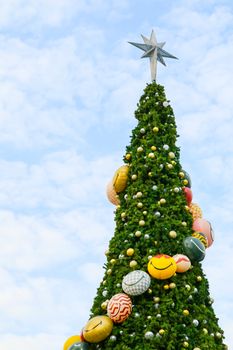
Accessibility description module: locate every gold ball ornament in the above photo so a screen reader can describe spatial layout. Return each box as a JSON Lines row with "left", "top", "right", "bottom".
{"left": 125, "top": 153, "right": 131, "bottom": 160}
{"left": 183, "top": 309, "right": 190, "bottom": 316}
{"left": 164, "top": 284, "right": 170, "bottom": 290}
{"left": 189, "top": 203, "right": 203, "bottom": 221}
{"left": 135, "top": 230, "right": 142, "bottom": 237}
{"left": 160, "top": 198, "right": 166, "bottom": 204}
{"left": 183, "top": 341, "right": 189, "bottom": 348}
{"left": 106, "top": 181, "right": 120, "bottom": 206}
{"left": 110, "top": 259, "right": 116, "bottom": 264}
{"left": 147, "top": 288, "right": 152, "bottom": 294}
{"left": 203, "top": 328, "right": 208, "bottom": 335}
{"left": 153, "top": 126, "right": 159, "bottom": 133}
{"left": 151, "top": 146, "right": 157, "bottom": 151}
{"left": 168, "top": 152, "right": 175, "bottom": 159}
{"left": 107, "top": 269, "right": 112, "bottom": 275}
{"left": 153, "top": 297, "right": 160, "bottom": 303}
{"left": 139, "top": 220, "right": 145, "bottom": 226}
{"left": 159, "top": 329, "right": 165, "bottom": 335}
{"left": 63, "top": 335, "right": 81, "bottom": 350}
{"left": 129, "top": 260, "right": 137, "bottom": 268}
{"left": 183, "top": 179, "right": 189, "bottom": 185}
{"left": 83, "top": 316, "right": 113, "bottom": 343}
{"left": 136, "top": 191, "right": 143, "bottom": 198}
{"left": 167, "top": 163, "right": 173, "bottom": 169}
{"left": 131, "top": 174, "right": 137, "bottom": 180}
{"left": 112, "top": 165, "right": 129, "bottom": 193}
{"left": 148, "top": 152, "right": 155, "bottom": 158}
{"left": 169, "top": 230, "right": 177, "bottom": 238}
{"left": 105, "top": 249, "right": 110, "bottom": 256}
{"left": 101, "top": 301, "right": 108, "bottom": 310}
{"left": 197, "top": 276, "right": 202, "bottom": 282}
{"left": 121, "top": 212, "right": 126, "bottom": 218}
{"left": 169, "top": 282, "right": 176, "bottom": 289}
{"left": 127, "top": 248, "right": 135, "bottom": 256}
{"left": 179, "top": 171, "right": 185, "bottom": 178}
{"left": 137, "top": 202, "right": 143, "bottom": 208}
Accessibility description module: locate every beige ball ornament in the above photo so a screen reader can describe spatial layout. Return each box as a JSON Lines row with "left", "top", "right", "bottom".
{"left": 106, "top": 182, "right": 120, "bottom": 206}
{"left": 112, "top": 165, "right": 129, "bottom": 193}
{"left": 173, "top": 254, "right": 191, "bottom": 273}
{"left": 82, "top": 315, "right": 113, "bottom": 343}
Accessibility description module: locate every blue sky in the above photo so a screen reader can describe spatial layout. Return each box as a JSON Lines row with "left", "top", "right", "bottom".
{"left": 0, "top": 0, "right": 233, "bottom": 349}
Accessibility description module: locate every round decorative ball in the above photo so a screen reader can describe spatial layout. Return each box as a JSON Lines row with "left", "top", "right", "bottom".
{"left": 131, "top": 174, "right": 137, "bottom": 180}
{"left": 106, "top": 182, "right": 120, "bottom": 206}
{"left": 129, "top": 260, "right": 137, "bottom": 268}
{"left": 193, "top": 319, "right": 199, "bottom": 327}
{"left": 69, "top": 342, "right": 90, "bottom": 350}
{"left": 63, "top": 335, "right": 82, "bottom": 350}
{"left": 135, "top": 230, "right": 142, "bottom": 237}
{"left": 112, "top": 165, "right": 129, "bottom": 193}
{"left": 160, "top": 198, "right": 166, "bottom": 204}
{"left": 145, "top": 331, "right": 154, "bottom": 339}
{"left": 110, "top": 335, "right": 117, "bottom": 341}
{"left": 163, "top": 144, "right": 169, "bottom": 150}
{"left": 183, "top": 309, "right": 190, "bottom": 316}
{"left": 139, "top": 220, "right": 145, "bottom": 226}
{"left": 183, "top": 170, "right": 192, "bottom": 188}
{"left": 137, "top": 146, "right": 144, "bottom": 153}
{"left": 125, "top": 153, "right": 131, "bottom": 160}
{"left": 192, "top": 219, "right": 214, "bottom": 247}
{"left": 192, "top": 231, "right": 207, "bottom": 248}
{"left": 148, "top": 254, "right": 177, "bottom": 280}
{"left": 169, "top": 230, "right": 177, "bottom": 238}
{"left": 183, "top": 237, "right": 205, "bottom": 262}
{"left": 122, "top": 270, "right": 151, "bottom": 296}
{"left": 140, "top": 128, "right": 145, "bottom": 134}
{"left": 148, "top": 152, "right": 155, "bottom": 158}
{"left": 82, "top": 316, "right": 113, "bottom": 343}
{"left": 163, "top": 101, "right": 169, "bottom": 107}
{"left": 183, "top": 187, "right": 193, "bottom": 205}
{"left": 153, "top": 126, "right": 159, "bottom": 133}
{"left": 126, "top": 248, "right": 135, "bottom": 256}
{"left": 168, "top": 152, "right": 175, "bottom": 159}
{"left": 107, "top": 293, "right": 132, "bottom": 323}
{"left": 173, "top": 254, "right": 191, "bottom": 273}
{"left": 189, "top": 203, "right": 203, "bottom": 221}
{"left": 151, "top": 145, "right": 157, "bottom": 151}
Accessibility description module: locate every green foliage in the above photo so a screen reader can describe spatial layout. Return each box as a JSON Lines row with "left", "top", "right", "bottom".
{"left": 89, "top": 82, "right": 226, "bottom": 349}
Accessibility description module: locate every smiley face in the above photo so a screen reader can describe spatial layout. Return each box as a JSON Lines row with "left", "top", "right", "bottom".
{"left": 148, "top": 254, "right": 177, "bottom": 279}
{"left": 82, "top": 315, "right": 113, "bottom": 343}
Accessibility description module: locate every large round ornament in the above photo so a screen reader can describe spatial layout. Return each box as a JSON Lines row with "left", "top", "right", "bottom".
{"left": 189, "top": 203, "right": 203, "bottom": 221}
{"left": 148, "top": 254, "right": 177, "bottom": 280}
{"left": 193, "top": 218, "right": 214, "bottom": 247}
{"left": 82, "top": 316, "right": 113, "bottom": 343}
{"left": 106, "top": 181, "right": 120, "bottom": 205}
{"left": 192, "top": 231, "right": 207, "bottom": 248}
{"left": 183, "top": 236, "right": 206, "bottom": 262}
{"left": 183, "top": 187, "right": 193, "bottom": 205}
{"left": 173, "top": 254, "right": 191, "bottom": 273}
{"left": 69, "top": 342, "right": 90, "bottom": 350}
{"left": 112, "top": 165, "right": 129, "bottom": 193}
{"left": 63, "top": 335, "right": 82, "bottom": 350}
{"left": 107, "top": 293, "right": 132, "bottom": 323}
{"left": 122, "top": 270, "right": 151, "bottom": 296}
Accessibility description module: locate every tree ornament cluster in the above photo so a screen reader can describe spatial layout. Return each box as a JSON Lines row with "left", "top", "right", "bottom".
{"left": 63, "top": 82, "right": 226, "bottom": 350}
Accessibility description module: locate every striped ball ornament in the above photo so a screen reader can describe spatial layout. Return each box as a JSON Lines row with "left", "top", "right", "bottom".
{"left": 183, "top": 236, "right": 205, "bottom": 262}
{"left": 192, "top": 231, "right": 207, "bottom": 248}
{"left": 107, "top": 293, "right": 132, "bottom": 323}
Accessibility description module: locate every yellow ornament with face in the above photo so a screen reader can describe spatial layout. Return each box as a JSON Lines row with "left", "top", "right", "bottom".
{"left": 112, "top": 165, "right": 129, "bottom": 193}
{"left": 82, "top": 315, "right": 113, "bottom": 343}
{"left": 63, "top": 335, "right": 81, "bottom": 350}
{"left": 148, "top": 254, "right": 177, "bottom": 280}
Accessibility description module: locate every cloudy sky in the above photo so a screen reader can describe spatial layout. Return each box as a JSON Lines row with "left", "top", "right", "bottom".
{"left": 0, "top": 0, "right": 232, "bottom": 349}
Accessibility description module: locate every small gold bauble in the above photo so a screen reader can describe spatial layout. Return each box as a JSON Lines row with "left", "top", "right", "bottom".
{"left": 116, "top": 204, "right": 121, "bottom": 209}
{"left": 103, "top": 280, "right": 107, "bottom": 285}
{"left": 203, "top": 328, "right": 208, "bottom": 335}
{"left": 121, "top": 212, "right": 126, "bottom": 218}
{"left": 183, "top": 179, "right": 189, "bottom": 185}
{"left": 185, "top": 205, "right": 190, "bottom": 211}
{"left": 197, "top": 276, "right": 202, "bottom": 282}
{"left": 129, "top": 260, "right": 137, "bottom": 268}
{"left": 169, "top": 283, "right": 176, "bottom": 289}
{"left": 135, "top": 230, "right": 142, "bottom": 237}
{"left": 127, "top": 248, "right": 135, "bottom": 256}
{"left": 148, "top": 172, "right": 153, "bottom": 177}
{"left": 153, "top": 297, "right": 160, "bottom": 303}
{"left": 151, "top": 146, "right": 157, "bottom": 151}
{"left": 183, "top": 309, "right": 190, "bottom": 316}
{"left": 167, "top": 163, "right": 173, "bottom": 169}
{"left": 101, "top": 301, "right": 108, "bottom": 310}
{"left": 171, "top": 160, "right": 176, "bottom": 165}
{"left": 125, "top": 153, "right": 131, "bottom": 160}
{"left": 168, "top": 152, "right": 175, "bottom": 159}
{"left": 132, "top": 174, "right": 137, "bottom": 180}
{"left": 160, "top": 198, "right": 166, "bottom": 204}
{"left": 147, "top": 288, "right": 152, "bottom": 294}
{"left": 153, "top": 126, "right": 159, "bottom": 133}
{"left": 182, "top": 221, "right": 187, "bottom": 226}
{"left": 169, "top": 230, "right": 177, "bottom": 238}
{"left": 139, "top": 220, "right": 145, "bottom": 226}
{"left": 183, "top": 341, "right": 189, "bottom": 348}
{"left": 107, "top": 269, "right": 112, "bottom": 275}
{"left": 143, "top": 210, "right": 147, "bottom": 215}
{"left": 105, "top": 249, "right": 109, "bottom": 256}
{"left": 159, "top": 329, "right": 165, "bottom": 335}
{"left": 148, "top": 152, "right": 155, "bottom": 158}
{"left": 136, "top": 191, "right": 143, "bottom": 198}
{"left": 110, "top": 259, "right": 116, "bottom": 264}
{"left": 179, "top": 171, "right": 185, "bottom": 178}
{"left": 137, "top": 202, "right": 143, "bottom": 208}
{"left": 137, "top": 146, "right": 144, "bottom": 153}
{"left": 164, "top": 284, "right": 170, "bottom": 290}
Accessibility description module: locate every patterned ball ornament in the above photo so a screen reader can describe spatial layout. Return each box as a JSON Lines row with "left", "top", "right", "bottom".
{"left": 107, "top": 293, "right": 132, "bottom": 323}
{"left": 192, "top": 231, "right": 208, "bottom": 248}
{"left": 189, "top": 203, "right": 203, "bottom": 221}
{"left": 82, "top": 316, "right": 113, "bottom": 343}
{"left": 69, "top": 343, "right": 90, "bottom": 350}
{"left": 122, "top": 270, "right": 151, "bottom": 296}
{"left": 183, "top": 237, "right": 205, "bottom": 262}
{"left": 106, "top": 182, "right": 120, "bottom": 206}
{"left": 112, "top": 165, "right": 129, "bottom": 193}
{"left": 193, "top": 218, "right": 214, "bottom": 247}
{"left": 173, "top": 254, "right": 191, "bottom": 273}
{"left": 148, "top": 254, "right": 177, "bottom": 280}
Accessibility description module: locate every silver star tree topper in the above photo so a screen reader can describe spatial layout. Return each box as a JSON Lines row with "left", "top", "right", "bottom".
{"left": 129, "top": 30, "right": 178, "bottom": 81}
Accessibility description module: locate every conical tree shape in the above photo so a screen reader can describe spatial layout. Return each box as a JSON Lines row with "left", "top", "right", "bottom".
{"left": 84, "top": 82, "right": 226, "bottom": 350}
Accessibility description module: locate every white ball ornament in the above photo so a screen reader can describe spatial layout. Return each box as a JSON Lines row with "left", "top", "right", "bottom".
{"left": 129, "top": 260, "right": 138, "bottom": 268}
{"left": 193, "top": 319, "right": 199, "bottom": 327}
{"left": 110, "top": 335, "right": 117, "bottom": 341}
{"left": 122, "top": 270, "right": 151, "bottom": 296}
{"left": 102, "top": 290, "right": 108, "bottom": 297}
{"left": 163, "top": 101, "right": 169, "bottom": 107}
{"left": 169, "top": 152, "right": 175, "bottom": 159}
{"left": 145, "top": 331, "right": 154, "bottom": 339}
{"left": 137, "top": 146, "right": 144, "bottom": 153}
{"left": 144, "top": 234, "right": 150, "bottom": 239}
{"left": 152, "top": 185, "right": 158, "bottom": 190}
{"left": 163, "top": 144, "right": 169, "bottom": 150}
{"left": 140, "top": 128, "right": 145, "bottom": 134}
{"left": 154, "top": 211, "right": 161, "bottom": 217}
{"left": 174, "top": 187, "right": 180, "bottom": 193}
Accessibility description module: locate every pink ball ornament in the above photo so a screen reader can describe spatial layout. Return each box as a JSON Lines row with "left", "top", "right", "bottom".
{"left": 173, "top": 254, "right": 191, "bottom": 273}
{"left": 107, "top": 293, "right": 132, "bottom": 323}
{"left": 182, "top": 187, "right": 193, "bottom": 205}
{"left": 192, "top": 218, "right": 214, "bottom": 247}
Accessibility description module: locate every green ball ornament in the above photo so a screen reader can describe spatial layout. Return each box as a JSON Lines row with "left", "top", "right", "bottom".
{"left": 69, "top": 343, "right": 90, "bottom": 350}
{"left": 183, "top": 237, "right": 205, "bottom": 262}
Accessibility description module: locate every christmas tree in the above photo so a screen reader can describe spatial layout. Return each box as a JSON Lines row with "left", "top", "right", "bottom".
{"left": 63, "top": 30, "right": 227, "bottom": 350}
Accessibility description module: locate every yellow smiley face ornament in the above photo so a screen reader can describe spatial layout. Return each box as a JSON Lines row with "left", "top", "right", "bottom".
{"left": 82, "top": 315, "right": 113, "bottom": 343}
{"left": 148, "top": 254, "right": 177, "bottom": 280}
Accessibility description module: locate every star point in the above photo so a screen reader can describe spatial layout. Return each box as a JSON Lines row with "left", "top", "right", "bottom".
{"left": 129, "top": 30, "right": 178, "bottom": 81}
